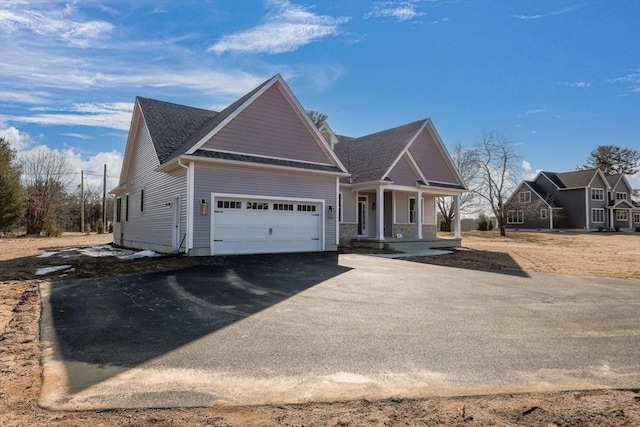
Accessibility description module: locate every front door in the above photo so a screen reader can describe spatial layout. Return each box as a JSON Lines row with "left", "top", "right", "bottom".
{"left": 358, "top": 195, "right": 368, "bottom": 236}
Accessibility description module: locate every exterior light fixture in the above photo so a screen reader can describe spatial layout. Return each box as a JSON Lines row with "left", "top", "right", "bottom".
{"left": 200, "top": 199, "right": 208, "bottom": 216}
{"left": 328, "top": 205, "right": 335, "bottom": 219}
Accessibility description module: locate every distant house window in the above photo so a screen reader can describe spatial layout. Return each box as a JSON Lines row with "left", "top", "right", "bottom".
{"left": 116, "top": 197, "right": 122, "bottom": 222}
{"left": 519, "top": 191, "right": 531, "bottom": 203}
{"left": 591, "top": 208, "right": 604, "bottom": 223}
{"left": 409, "top": 197, "right": 416, "bottom": 223}
{"left": 540, "top": 209, "right": 547, "bottom": 219}
{"left": 140, "top": 189, "right": 144, "bottom": 212}
{"left": 125, "top": 194, "right": 129, "bottom": 221}
{"left": 616, "top": 210, "right": 628, "bottom": 221}
{"left": 338, "top": 192, "right": 343, "bottom": 222}
{"left": 616, "top": 192, "right": 627, "bottom": 200}
{"left": 591, "top": 188, "right": 604, "bottom": 201}
{"left": 507, "top": 210, "right": 524, "bottom": 224}
{"left": 634, "top": 213, "right": 640, "bottom": 223}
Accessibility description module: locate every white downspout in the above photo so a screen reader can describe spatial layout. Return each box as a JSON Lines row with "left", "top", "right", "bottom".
{"left": 177, "top": 159, "right": 192, "bottom": 253}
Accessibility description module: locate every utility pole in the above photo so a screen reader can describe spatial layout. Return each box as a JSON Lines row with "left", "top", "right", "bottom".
{"left": 102, "top": 164, "right": 107, "bottom": 233}
{"left": 80, "top": 170, "right": 85, "bottom": 234}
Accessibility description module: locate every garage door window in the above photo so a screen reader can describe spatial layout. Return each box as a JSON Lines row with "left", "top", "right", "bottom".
{"left": 217, "top": 200, "right": 241, "bottom": 209}
{"left": 274, "top": 203, "right": 294, "bottom": 211}
{"left": 298, "top": 204, "right": 316, "bottom": 212}
{"left": 247, "top": 202, "right": 269, "bottom": 210}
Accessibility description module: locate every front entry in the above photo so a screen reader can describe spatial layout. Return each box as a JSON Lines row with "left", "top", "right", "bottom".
{"left": 358, "top": 195, "right": 368, "bottom": 236}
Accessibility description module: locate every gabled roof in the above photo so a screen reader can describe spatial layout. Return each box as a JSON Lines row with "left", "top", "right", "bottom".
{"left": 525, "top": 181, "right": 560, "bottom": 207}
{"left": 137, "top": 97, "right": 217, "bottom": 164}
{"left": 333, "top": 120, "right": 425, "bottom": 184}
{"left": 609, "top": 199, "right": 635, "bottom": 209}
{"left": 540, "top": 168, "right": 609, "bottom": 190}
{"left": 606, "top": 173, "right": 623, "bottom": 188}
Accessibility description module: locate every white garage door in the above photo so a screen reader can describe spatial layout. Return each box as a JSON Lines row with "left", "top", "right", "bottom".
{"left": 212, "top": 197, "right": 322, "bottom": 255}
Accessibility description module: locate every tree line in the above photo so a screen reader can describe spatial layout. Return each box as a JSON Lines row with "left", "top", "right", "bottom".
{"left": 0, "top": 136, "right": 113, "bottom": 236}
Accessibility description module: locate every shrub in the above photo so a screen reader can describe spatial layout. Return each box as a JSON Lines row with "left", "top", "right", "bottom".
{"left": 598, "top": 226, "right": 604, "bottom": 232}
{"left": 96, "top": 219, "right": 104, "bottom": 234}
{"left": 477, "top": 214, "right": 489, "bottom": 231}
{"left": 488, "top": 218, "right": 494, "bottom": 230}
{"left": 635, "top": 226, "right": 640, "bottom": 232}
{"left": 108, "top": 222, "right": 114, "bottom": 233}
{"left": 45, "top": 222, "right": 64, "bottom": 237}
{"left": 614, "top": 225, "right": 620, "bottom": 232}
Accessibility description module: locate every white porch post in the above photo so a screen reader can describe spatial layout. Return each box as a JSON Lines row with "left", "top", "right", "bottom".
{"left": 376, "top": 186, "right": 384, "bottom": 240}
{"left": 549, "top": 208, "right": 554, "bottom": 230}
{"left": 454, "top": 195, "right": 461, "bottom": 239}
{"left": 609, "top": 209, "right": 614, "bottom": 231}
{"left": 416, "top": 191, "right": 423, "bottom": 239}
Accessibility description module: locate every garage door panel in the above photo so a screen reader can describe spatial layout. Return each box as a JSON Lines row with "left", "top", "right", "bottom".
{"left": 212, "top": 197, "right": 322, "bottom": 255}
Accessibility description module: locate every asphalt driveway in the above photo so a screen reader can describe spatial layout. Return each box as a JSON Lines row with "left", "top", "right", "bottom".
{"left": 39, "top": 253, "right": 640, "bottom": 410}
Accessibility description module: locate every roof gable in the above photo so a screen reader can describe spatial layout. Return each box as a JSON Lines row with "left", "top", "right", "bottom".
{"left": 200, "top": 83, "right": 336, "bottom": 165}
{"left": 137, "top": 97, "right": 217, "bottom": 164}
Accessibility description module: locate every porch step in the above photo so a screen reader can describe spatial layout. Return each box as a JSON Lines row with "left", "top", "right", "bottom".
{"left": 350, "top": 238, "right": 461, "bottom": 251}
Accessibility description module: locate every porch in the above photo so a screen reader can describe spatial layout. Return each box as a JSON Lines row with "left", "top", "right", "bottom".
{"left": 351, "top": 236, "right": 462, "bottom": 251}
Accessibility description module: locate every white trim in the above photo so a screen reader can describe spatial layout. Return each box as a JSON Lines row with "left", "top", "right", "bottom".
{"left": 584, "top": 188, "right": 589, "bottom": 229}
{"left": 519, "top": 190, "right": 532, "bottom": 204}
{"left": 187, "top": 161, "right": 194, "bottom": 250}
{"left": 336, "top": 178, "right": 341, "bottom": 245}
{"left": 523, "top": 182, "right": 552, "bottom": 207}
{"left": 507, "top": 210, "right": 524, "bottom": 224}
{"left": 423, "top": 120, "right": 468, "bottom": 189}
{"left": 117, "top": 100, "right": 143, "bottom": 186}
{"left": 377, "top": 186, "right": 385, "bottom": 240}
{"left": 540, "top": 208, "right": 547, "bottom": 219}
{"left": 416, "top": 192, "right": 423, "bottom": 239}
{"left": 409, "top": 196, "right": 416, "bottom": 224}
{"left": 172, "top": 194, "right": 181, "bottom": 252}
{"left": 392, "top": 191, "right": 397, "bottom": 224}
{"left": 381, "top": 120, "right": 429, "bottom": 180}
{"left": 615, "top": 210, "right": 628, "bottom": 221}
{"left": 197, "top": 147, "right": 335, "bottom": 167}
{"left": 590, "top": 188, "right": 605, "bottom": 201}
{"left": 404, "top": 151, "right": 429, "bottom": 184}
{"left": 210, "top": 192, "right": 325, "bottom": 255}
{"left": 591, "top": 208, "right": 605, "bottom": 224}
{"left": 170, "top": 154, "right": 349, "bottom": 177}
{"left": 357, "top": 194, "right": 368, "bottom": 237}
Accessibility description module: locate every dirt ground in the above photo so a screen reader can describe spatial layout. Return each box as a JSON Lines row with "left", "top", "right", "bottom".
{"left": 0, "top": 232, "right": 638, "bottom": 426}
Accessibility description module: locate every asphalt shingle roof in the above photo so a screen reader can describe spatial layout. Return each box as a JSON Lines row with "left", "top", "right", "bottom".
{"left": 541, "top": 168, "right": 599, "bottom": 189}
{"left": 136, "top": 97, "right": 217, "bottom": 164}
{"left": 525, "top": 181, "right": 560, "bottom": 206}
{"left": 333, "top": 120, "right": 425, "bottom": 184}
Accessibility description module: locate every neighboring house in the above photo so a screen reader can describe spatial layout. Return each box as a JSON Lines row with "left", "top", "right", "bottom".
{"left": 111, "top": 74, "right": 467, "bottom": 255}
{"left": 505, "top": 168, "right": 639, "bottom": 231}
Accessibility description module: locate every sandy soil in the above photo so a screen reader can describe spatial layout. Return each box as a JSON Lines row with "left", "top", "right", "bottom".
{"left": 1, "top": 232, "right": 639, "bottom": 426}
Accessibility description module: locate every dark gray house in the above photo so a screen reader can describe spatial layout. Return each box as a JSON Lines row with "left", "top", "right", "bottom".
{"left": 505, "top": 168, "right": 639, "bottom": 231}
{"left": 111, "top": 74, "right": 467, "bottom": 255}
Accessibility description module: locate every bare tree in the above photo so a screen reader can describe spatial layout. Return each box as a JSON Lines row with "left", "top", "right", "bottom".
{"left": 22, "top": 150, "right": 73, "bottom": 235}
{"left": 471, "top": 131, "right": 522, "bottom": 236}
{"left": 437, "top": 142, "right": 479, "bottom": 231}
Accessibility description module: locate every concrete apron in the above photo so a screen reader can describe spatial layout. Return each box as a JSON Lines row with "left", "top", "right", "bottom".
{"left": 39, "top": 254, "right": 640, "bottom": 410}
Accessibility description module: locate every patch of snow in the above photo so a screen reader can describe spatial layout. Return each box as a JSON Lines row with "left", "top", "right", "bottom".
{"left": 37, "top": 251, "right": 59, "bottom": 258}
{"left": 35, "top": 265, "right": 73, "bottom": 276}
{"left": 78, "top": 248, "right": 127, "bottom": 258}
{"left": 118, "top": 250, "right": 160, "bottom": 260}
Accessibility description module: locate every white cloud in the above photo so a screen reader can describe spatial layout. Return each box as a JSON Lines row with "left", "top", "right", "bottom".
{"left": 562, "top": 81, "right": 591, "bottom": 88}
{"left": 365, "top": 2, "right": 425, "bottom": 21}
{"left": 0, "top": 122, "right": 33, "bottom": 150}
{"left": 608, "top": 71, "right": 640, "bottom": 94}
{"left": 518, "top": 109, "right": 548, "bottom": 118}
{"left": 0, "top": 5, "right": 114, "bottom": 47}
{"left": 4, "top": 102, "right": 134, "bottom": 131}
{"left": 60, "top": 133, "right": 91, "bottom": 140}
{"left": 0, "top": 90, "right": 52, "bottom": 104}
{"left": 208, "top": 0, "right": 348, "bottom": 55}
{"left": 513, "top": 4, "right": 586, "bottom": 20}
{"left": 522, "top": 160, "right": 540, "bottom": 181}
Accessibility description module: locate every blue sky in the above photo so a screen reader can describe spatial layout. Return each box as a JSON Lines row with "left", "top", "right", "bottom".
{"left": 1, "top": 0, "right": 639, "bottom": 191}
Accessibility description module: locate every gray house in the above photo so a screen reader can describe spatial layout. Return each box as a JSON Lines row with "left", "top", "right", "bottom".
{"left": 505, "top": 168, "right": 639, "bottom": 231}
{"left": 111, "top": 75, "right": 466, "bottom": 255}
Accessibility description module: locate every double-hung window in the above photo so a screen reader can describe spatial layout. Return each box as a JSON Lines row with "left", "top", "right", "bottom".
{"left": 591, "top": 208, "right": 604, "bottom": 223}
{"left": 591, "top": 188, "right": 604, "bottom": 201}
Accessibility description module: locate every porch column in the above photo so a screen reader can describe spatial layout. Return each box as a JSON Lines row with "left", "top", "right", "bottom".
{"left": 376, "top": 186, "right": 384, "bottom": 240}
{"left": 454, "top": 195, "right": 461, "bottom": 239}
{"left": 416, "top": 191, "right": 423, "bottom": 239}
{"left": 609, "top": 209, "right": 614, "bottom": 231}
{"left": 549, "top": 208, "right": 554, "bottom": 230}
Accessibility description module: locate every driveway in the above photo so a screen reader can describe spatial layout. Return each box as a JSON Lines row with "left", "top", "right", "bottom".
{"left": 39, "top": 253, "right": 640, "bottom": 410}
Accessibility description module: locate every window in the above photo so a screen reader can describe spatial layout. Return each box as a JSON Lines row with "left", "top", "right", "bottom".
{"left": 519, "top": 191, "right": 532, "bottom": 203}
{"left": 273, "top": 203, "right": 293, "bottom": 211}
{"left": 616, "top": 192, "right": 627, "bottom": 200}
{"left": 125, "top": 194, "right": 129, "bottom": 221}
{"left": 116, "top": 197, "right": 122, "bottom": 222}
{"left": 217, "top": 200, "right": 241, "bottom": 209}
{"left": 338, "top": 192, "right": 343, "bottom": 222}
{"left": 591, "top": 208, "right": 604, "bottom": 223}
{"left": 247, "top": 202, "right": 268, "bottom": 210}
{"left": 297, "top": 204, "right": 316, "bottom": 212}
{"left": 140, "top": 189, "right": 144, "bottom": 212}
{"left": 409, "top": 197, "right": 416, "bottom": 223}
{"left": 540, "top": 209, "right": 547, "bottom": 219}
{"left": 507, "top": 210, "right": 524, "bottom": 224}
{"left": 634, "top": 213, "right": 640, "bottom": 224}
{"left": 616, "top": 210, "right": 628, "bottom": 221}
{"left": 591, "top": 188, "right": 604, "bottom": 201}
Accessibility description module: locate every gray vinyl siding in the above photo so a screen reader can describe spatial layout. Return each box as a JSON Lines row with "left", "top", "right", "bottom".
{"left": 395, "top": 192, "right": 412, "bottom": 224}
{"left": 409, "top": 129, "right": 460, "bottom": 185}
{"left": 505, "top": 184, "right": 550, "bottom": 229}
{"left": 587, "top": 174, "right": 608, "bottom": 230}
{"left": 612, "top": 179, "right": 632, "bottom": 201}
{"left": 192, "top": 163, "right": 337, "bottom": 252}
{"left": 116, "top": 120, "right": 187, "bottom": 252}
{"left": 387, "top": 154, "right": 420, "bottom": 186}
{"left": 558, "top": 189, "right": 587, "bottom": 229}
{"left": 340, "top": 187, "right": 357, "bottom": 223}
{"left": 201, "top": 84, "right": 332, "bottom": 165}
